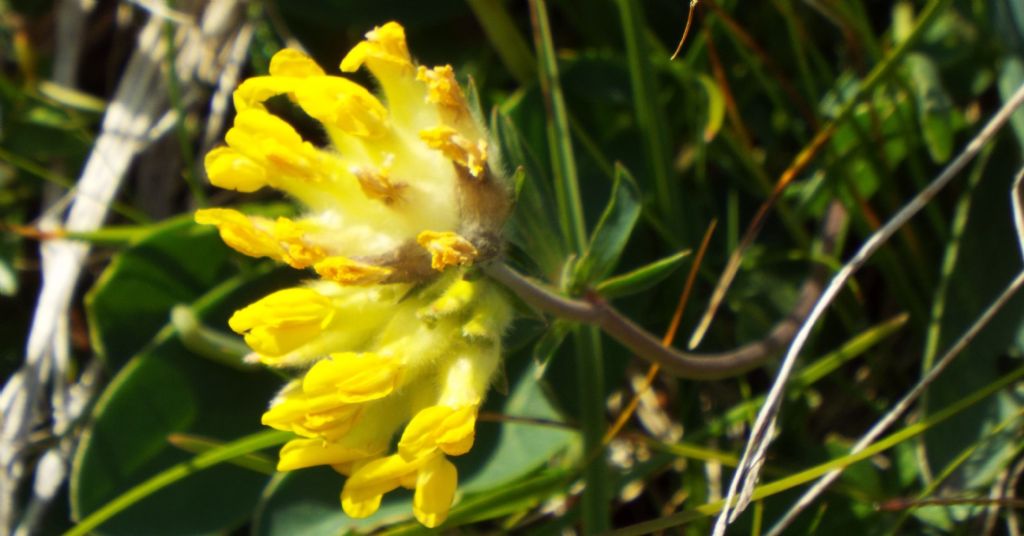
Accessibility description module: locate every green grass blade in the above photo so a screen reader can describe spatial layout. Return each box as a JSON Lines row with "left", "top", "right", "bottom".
{"left": 66, "top": 430, "right": 289, "bottom": 536}
{"left": 529, "top": 0, "right": 586, "bottom": 254}
{"left": 595, "top": 249, "right": 692, "bottom": 299}
{"left": 613, "top": 0, "right": 676, "bottom": 224}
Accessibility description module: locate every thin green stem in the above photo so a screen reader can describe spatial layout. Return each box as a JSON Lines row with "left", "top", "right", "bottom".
{"left": 528, "top": 2, "right": 605, "bottom": 532}
{"left": 921, "top": 145, "right": 993, "bottom": 372}
{"left": 573, "top": 326, "right": 609, "bottom": 533}
{"left": 528, "top": 0, "right": 587, "bottom": 254}
{"left": 66, "top": 430, "right": 289, "bottom": 536}
{"left": 614, "top": 0, "right": 677, "bottom": 226}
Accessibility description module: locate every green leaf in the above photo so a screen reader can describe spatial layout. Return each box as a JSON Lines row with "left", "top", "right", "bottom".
{"left": 84, "top": 216, "right": 233, "bottom": 370}
{"left": 68, "top": 431, "right": 288, "bottom": 536}
{"left": 72, "top": 220, "right": 297, "bottom": 535}
{"left": 697, "top": 74, "right": 726, "bottom": 142}
{"left": 574, "top": 163, "right": 641, "bottom": 288}
{"left": 920, "top": 146, "right": 1024, "bottom": 528}
{"left": 905, "top": 52, "right": 956, "bottom": 163}
{"left": 70, "top": 333, "right": 282, "bottom": 535}
{"left": 595, "top": 249, "right": 691, "bottom": 299}
{"left": 492, "top": 108, "right": 567, "bottom": 278}
{"left": 531, "top": 319, "right": 571, "bottom": 376}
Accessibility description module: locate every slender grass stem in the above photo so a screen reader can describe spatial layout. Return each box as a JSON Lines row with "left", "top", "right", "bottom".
{"left": 529, "top": 2, "right": 606, "bottom": 531}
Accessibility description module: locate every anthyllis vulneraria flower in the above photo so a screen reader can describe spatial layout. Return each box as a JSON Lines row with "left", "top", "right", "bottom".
{"left": 194, "top": 22, "right": 514, "bottom": 527}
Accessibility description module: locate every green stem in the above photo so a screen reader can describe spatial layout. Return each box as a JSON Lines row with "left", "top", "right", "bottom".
{"left": 529, "top": 2, "right": 605, "bottom": 531}
{"left": 573, "top": 326, "right": 609, "bottom": 534}
{"left": 614, "top": 0, "right": 677, "bottom": 226}
{"left": 529, "top": 0, "right": 587, "bottom": 254}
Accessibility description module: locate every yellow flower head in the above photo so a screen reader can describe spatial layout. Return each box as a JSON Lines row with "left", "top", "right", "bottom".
{"left": 196, "top": 21, "right": 515, "bottom": 527}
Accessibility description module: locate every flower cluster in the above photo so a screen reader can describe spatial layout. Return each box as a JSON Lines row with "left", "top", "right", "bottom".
{"left": 195, "top": 22, "right": 513, "bottom": 527}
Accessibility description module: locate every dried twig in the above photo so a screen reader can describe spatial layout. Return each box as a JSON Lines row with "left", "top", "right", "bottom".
{"left": 714, "top": 83, "right": 1024, "bottom": 535}
{"left": 0, "top": 2, "right": 246, "bottom": 532}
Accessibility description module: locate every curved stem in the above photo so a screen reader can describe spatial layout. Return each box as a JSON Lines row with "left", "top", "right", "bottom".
{"left": 486, "top": 201, "right": 846, "bottom": 380}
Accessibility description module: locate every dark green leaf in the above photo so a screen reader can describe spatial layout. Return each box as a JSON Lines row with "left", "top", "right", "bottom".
{"left": 573, "top": 163, "right": 641, "bottom": 288}
{"left": 70, "top": 334, "right": 281, "bottom": 535}
{"left": 531, "top": 319, "right": 571, "bottom": 376}
{"left": 921, "top": 146, "right": 1024, "bottom": 528}
{"left": 595, "top": 249, "right": 691, "bottom": 299}
{"left": 84, "top": 217, "right": 233, "bottom": 370}
{"left": 492, "top": 108, "right": 567, "bottom": 278}
{"left": 72, "top": 220, "right": 296, "bottom": 535}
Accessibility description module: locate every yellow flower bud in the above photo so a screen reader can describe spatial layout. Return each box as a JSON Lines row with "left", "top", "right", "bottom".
{"left": 339, "top": 22, "right": 412, "bottom": 74}
{"left": 194, "top": 208, "right": 279, "bottom": 259}
{"left": 228, "top": 288, "right": 335, "bottom": 357}
{"left": 269, "top": 48, "right": 326, "bottom": 78}
{"left": 398, "top": 404, "right": 478, "bottom": 459}
{"left": 413, "top": 455, "right": 458, "bottom": 528}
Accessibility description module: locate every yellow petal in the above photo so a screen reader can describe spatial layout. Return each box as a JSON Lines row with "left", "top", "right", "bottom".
{"left": 261, "top": 381, "right": 362, "bottom": 440}
{"left": 341, "top": 453, "right": 422, "bottom": 518}
{"left": 232, "top": 76, "right": 296, "bottom": 112}
{"left": 194, "top": 208, "right": 280, "bottom": 260}
{"left": 269, "top": 48, "right": 325, "bottom": 78}
{"left": 272, "top": 217, "right": 328, "bottom": 268}
{"left": 302, "top": 352, "right": 400, "bottom": 403}
{"left": 340, "top": 488, "right": 383, "bottom": 519}
{"left": 292, "top": 77, "right": 389, "bottom": 137}
{"left": 398, "top": 405, "right": 449, "bottom": 459}
{"left": 419, "top": 125, "right": 488, "bottom": 178}
{"left": 226, "top": 110, "right": 322, "bottom": 181}
{"left": 413, "top": 455, "right": 457, "bottom": 528}
{"left": 351, "top": 162, "right": 406, "bottom": 205}
{"left": 416, "top": 231, "right": 478, "bottom": 271}
{"left": 339, "top": 21, "right": 411, "bottom": 73}
{"left": 314, "top": 256, "right": 393, "bottom": 285}
{"left": 398, "top": 405, "right": 478, "bottom": 459}
{"left": 229, "top": 288, "right": 334, "bottom": 332}
{"left": 435, "top": 406, "right": 478, "bottom": 456}
{"left": 277, "top": 438, "right": 374, "bottom": 471}
{"left": 228, "top": 287, "right": 335, "bottom": 356}
{"left": 204, "top": 147, "right": 268, "bottom": 192}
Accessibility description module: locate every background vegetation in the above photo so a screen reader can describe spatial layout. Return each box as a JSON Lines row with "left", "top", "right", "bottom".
{"left": 2, "top": 0, "right": 1024, "bottom": 534}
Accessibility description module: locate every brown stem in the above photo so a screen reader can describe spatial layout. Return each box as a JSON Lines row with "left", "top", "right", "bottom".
{"left": 485, "top": 201, "right": 846, "bottom": 380}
